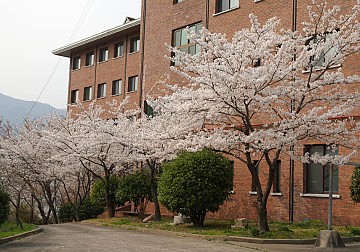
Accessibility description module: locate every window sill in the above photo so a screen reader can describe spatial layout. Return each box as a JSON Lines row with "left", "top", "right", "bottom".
{"left": 71, "top": 68, "right": 80, "bottom": 72}
{"left": 300, "top": 193, "right": 341, "bottom": 199}
{"left": 213, "top": 6, "right": 239, "bottom": 17}
{"left": 254, "top": 0, "right": 263, "bottom": 3}
{"left": 96, "top": 97, "right": 106, "bottom": 100}
{"left": 111, "top": 94, "right": 121, "bottom": 97}
{"left": 113, "top": 55, "right": 124, "bottom": 60}
{"left": 271, "top": 192, "right": 283, "bottom": 196}
{"left": 84, "top": 65, "right": 94, "bottom": 68}
{"left": 248, "top": 191, "right": 257, "bottom": 195}
{"left": 229, "top": 190, "right": 235, "bottom": 194}
{"left": 98, "top": 60, "right": 108, "bottom": 64}
{"left": 129, "top": 51, "right": 139, "bottom": 55}
{"left": 127, "top": 90, "right": 138, "bottom": 94}
{"left": 83, "top": 99, "right": 92, "bottom": 103}
{"left": 302, "top": 64, "right": 341, "bottom": 74}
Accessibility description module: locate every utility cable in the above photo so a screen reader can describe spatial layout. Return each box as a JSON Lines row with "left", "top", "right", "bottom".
{"left": 27, "top": 0, "right": 94, "bottom": 116}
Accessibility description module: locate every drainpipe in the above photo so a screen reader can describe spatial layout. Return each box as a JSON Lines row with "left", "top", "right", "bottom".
{"left": 205, "top": 0, "right": 210, "bottom": 29}
{"left": 289, "top": 0, "right": 297, "bottom": 223}
{"left": 139, "top": 0, "right": 147, "bottom": 110}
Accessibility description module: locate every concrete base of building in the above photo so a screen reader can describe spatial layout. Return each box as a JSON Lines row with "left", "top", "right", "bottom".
{"left": 315, "top": 230, "right": 345, "bottom": 248}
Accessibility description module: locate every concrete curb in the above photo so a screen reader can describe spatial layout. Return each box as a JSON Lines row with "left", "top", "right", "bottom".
{"left": 81, "top": 221, "right": 360, "bottom": 245}
{"left": 0, "top": 227, "right": 42, "bottom": 245}
{"left": 227, "top": 235, "right": 360, "bottom": 245}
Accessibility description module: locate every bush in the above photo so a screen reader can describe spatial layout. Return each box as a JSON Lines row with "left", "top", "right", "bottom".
{"left": 158, "top": 149, "right": 233, "bottom": 227}
{"left": 116, "top": 170, "right": 153, "bottom": 218}
{"left": 90, "top": 176, "right": 123, "bottom": 207}
{"left": 0, "top": 186, "right": 10, "bottom": 227}
{"left": 350, "top": 166, "right": 360, "bottom": 203}
{"left": 58, "top": 197, "right": 103, "bottom": 223}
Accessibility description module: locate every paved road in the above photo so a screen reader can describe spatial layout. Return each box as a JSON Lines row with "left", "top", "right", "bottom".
{"left": 0, "top": 223, "right": 256, "bottom": 252}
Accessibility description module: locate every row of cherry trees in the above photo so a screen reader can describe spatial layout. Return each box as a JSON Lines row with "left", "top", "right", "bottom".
{"left": 0, "top": 0, "right": 359, "bottom": 232}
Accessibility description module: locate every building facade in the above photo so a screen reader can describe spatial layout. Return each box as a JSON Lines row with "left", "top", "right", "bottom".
{"left": 53, "top": 0, "right": 360, "bottom": 225}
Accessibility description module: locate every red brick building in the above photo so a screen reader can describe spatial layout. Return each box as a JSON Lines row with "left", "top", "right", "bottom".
{"left": 53, "top": 0, "right": 360, "bottom": 226}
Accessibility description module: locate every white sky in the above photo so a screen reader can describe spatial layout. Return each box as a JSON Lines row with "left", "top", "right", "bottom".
{"left": 0, "top": 0, "right": 141, "bottom": 109}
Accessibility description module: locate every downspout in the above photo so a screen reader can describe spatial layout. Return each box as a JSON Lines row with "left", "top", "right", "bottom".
{"left": 94, "top": 46, "right": 98, "bottom": 101}
{"left": 124, "top": 35, "right": 129, "bottom": 102}
{"left": 205, "top": 0, "right": 210, "bottom": 29}
{"left": 139, "top": 0, "right": 147, "bottom": 111}
{"left": 289, "top": 0, "right": 297, "bottom": 223}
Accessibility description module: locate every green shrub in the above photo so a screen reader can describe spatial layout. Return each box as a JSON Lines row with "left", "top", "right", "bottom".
{"left": 350, "top": 227, "right": 360, "bottom": 236}
{"left": 158, "top": 149, "right": 233, "bottom": 227}
{"left": 90, "top": 176, "right": 123, "bottom": 207}
{"left": 350, "top": 166, "right": 360, "bottom": 203}
{"left": 116, "top": 170, "right": 152, "bottom": 218}
{"left": 0, "top": 186, "right": 10, "bottom": 227}
{"left": 277, "top": 226, "right": 294, "bottom": 232}
{"left": 58, "top": 198, "right": 103, "bottom": 223}
{"left": 249, "top": 227, "right": 260, "bottom": 237}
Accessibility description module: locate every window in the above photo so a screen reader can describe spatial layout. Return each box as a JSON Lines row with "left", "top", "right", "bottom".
{"left": 173, "top": 0, "right": 184, "bottom": 3}
{"left": 251, "top": 160, "right": 259, "bottom": 192}
{"left": 72, "top": 56, "right": 81, "bottom": 70}
{"left": 304, "top": 145, "right": 339, "bottom": 194}
{"left": 112, "top": 79, "right": 122, "bottom": 95}
{"left": 85, "top": 51, "right": 94, "bottom": 66}
{"left": 114, "top": 42, "right": 124, "bottom": 58}
{"left": 229, "top": 160, "right": 234, "bottom": 193}
{"left": 99, "top": 47, "right": 108, "bottom": 62}
{"left": 173, "top": 23, "right": 202, "bottom": 56}
{"left": 216, "top": 0, "right": 239, "bottom": 14}
{"left": 144, "top": 100, "right": 154, "bottom": 118}
{"left": 83, "top": 86, "right": 92, "bottom": 101}
{"left": 307, "top": 34, "right": 338, "bottom": 69}
{"left": 273, "top": 160, "right": 281, "bottom": 193}
{"left": 130, "top": 36, "right": 140, "bottom": 53}
{"left": 70, "top": 89, "right": 79, "bottom": 104}
{"left": 97, "top": 83, "right": 106, "bottom": 98}
{"left": 128, "top": 76, "right": 138, "bottom": 92}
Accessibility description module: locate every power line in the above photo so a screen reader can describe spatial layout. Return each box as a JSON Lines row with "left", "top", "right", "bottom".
{"left": 27, "top": 0, "right": 94, "bottom": 116}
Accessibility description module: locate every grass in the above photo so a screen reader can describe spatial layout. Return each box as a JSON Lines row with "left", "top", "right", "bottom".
{"left": 0, "top": 221, "right": 38, "bottom": 239}
{"left": 83, "top": 217, "right": 360, "bottom": 240}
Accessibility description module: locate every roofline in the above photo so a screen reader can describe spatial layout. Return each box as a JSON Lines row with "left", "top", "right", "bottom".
{"left": 52, "top": 19, "right": 141, "bottom": 57}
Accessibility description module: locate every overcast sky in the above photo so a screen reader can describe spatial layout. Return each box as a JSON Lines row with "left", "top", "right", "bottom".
{"left": 0, "top": 0, "right": 141, "bottom": 109}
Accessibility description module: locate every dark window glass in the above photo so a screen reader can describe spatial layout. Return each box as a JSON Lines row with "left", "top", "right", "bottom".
{"left": 70, "top": 89, "right": 79, "bottom": 104}
{"left": 85, "top": 51, "right": 94, "bottom": 66}
{"left": 83, "top": 86, "right": 92, "bottom": 101}
{"left": 128, "top": 76, "right": 138, "bottom": 92}
{"left": 305, "top": 145, "right": 339, "bottom": 193}
{"left": 72, "top": 56, "right": 81, "bottom": 70}
{"left": 130, "top": 37, "right": 140, "bottom": 53}
{"left": 273, "top": 160, "right": 281, "bottom": 193}
{"left": 114, "top": 42, "right": 124, "bottom": 58}
{"left": 112, "top": 80, "right": 122, "bottom": 95}
{"left": 216, "top": 0, "right": 239, "bottom": 13}
{"left": 99, "top": 47, "right": 108, "bottom": 62}
{"left": 251, "top": 160, "right": 259, "bottom": 192}
{"left": 97, "top": 83, "right": 106, "bottom": 98}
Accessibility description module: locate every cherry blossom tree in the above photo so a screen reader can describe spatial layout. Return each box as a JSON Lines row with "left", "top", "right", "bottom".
{"left": 157, "top": 0, "right": 360, "bottom": 231}
{"left": 45, "top": 102, "right": 138, "bottom": 218}
{"left": 0, "top": 119, "right": 62, "bottom": 224}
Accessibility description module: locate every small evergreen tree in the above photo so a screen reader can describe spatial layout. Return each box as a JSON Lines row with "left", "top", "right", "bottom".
{"left": 0, "top": 186, "right": 10, "bottom": 227}
{"left": 350, "top": 166, "right": 360, "bottom": 203}
{"left": 116, "top": 170, "right": 153, "bottom": 218}
{"left": 90, "top": 175, "right": 123, "bottom": 212}
{"left": 158, "top": 149, "right": 233, "bottom": 227}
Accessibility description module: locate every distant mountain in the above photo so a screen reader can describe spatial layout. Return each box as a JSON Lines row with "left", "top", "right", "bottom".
{"left": 0, "top": 93, "right": 66, "bottom": 125}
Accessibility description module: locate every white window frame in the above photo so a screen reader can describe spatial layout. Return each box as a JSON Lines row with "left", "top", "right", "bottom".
{"left": 97, "top": 83, "right": 106, "bottom": 98}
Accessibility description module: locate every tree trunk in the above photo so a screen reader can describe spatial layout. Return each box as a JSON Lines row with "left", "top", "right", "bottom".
{"left": 33, "top": 194, "right": 48, "bottom": 224}
{"left": 257, "top": 201, "right": 269, "bottom": 232}
{"left": 148, "top": 160, "right": 161, "bottom": 221}
{"left": 15, "top": 193, "right": 23, "bottom": 229}
{"left": 104, "top": 177, "right": 115, "bottom": 218}
{"left": 191, "top": 210, "right": 206, "bottom": 227}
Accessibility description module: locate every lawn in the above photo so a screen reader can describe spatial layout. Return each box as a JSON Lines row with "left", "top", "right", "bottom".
{"left": 83, "top": 217, "right": 360, "bottom": 239}
{"left": 0, "top": 221, "right": 38, "bottom": 239}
